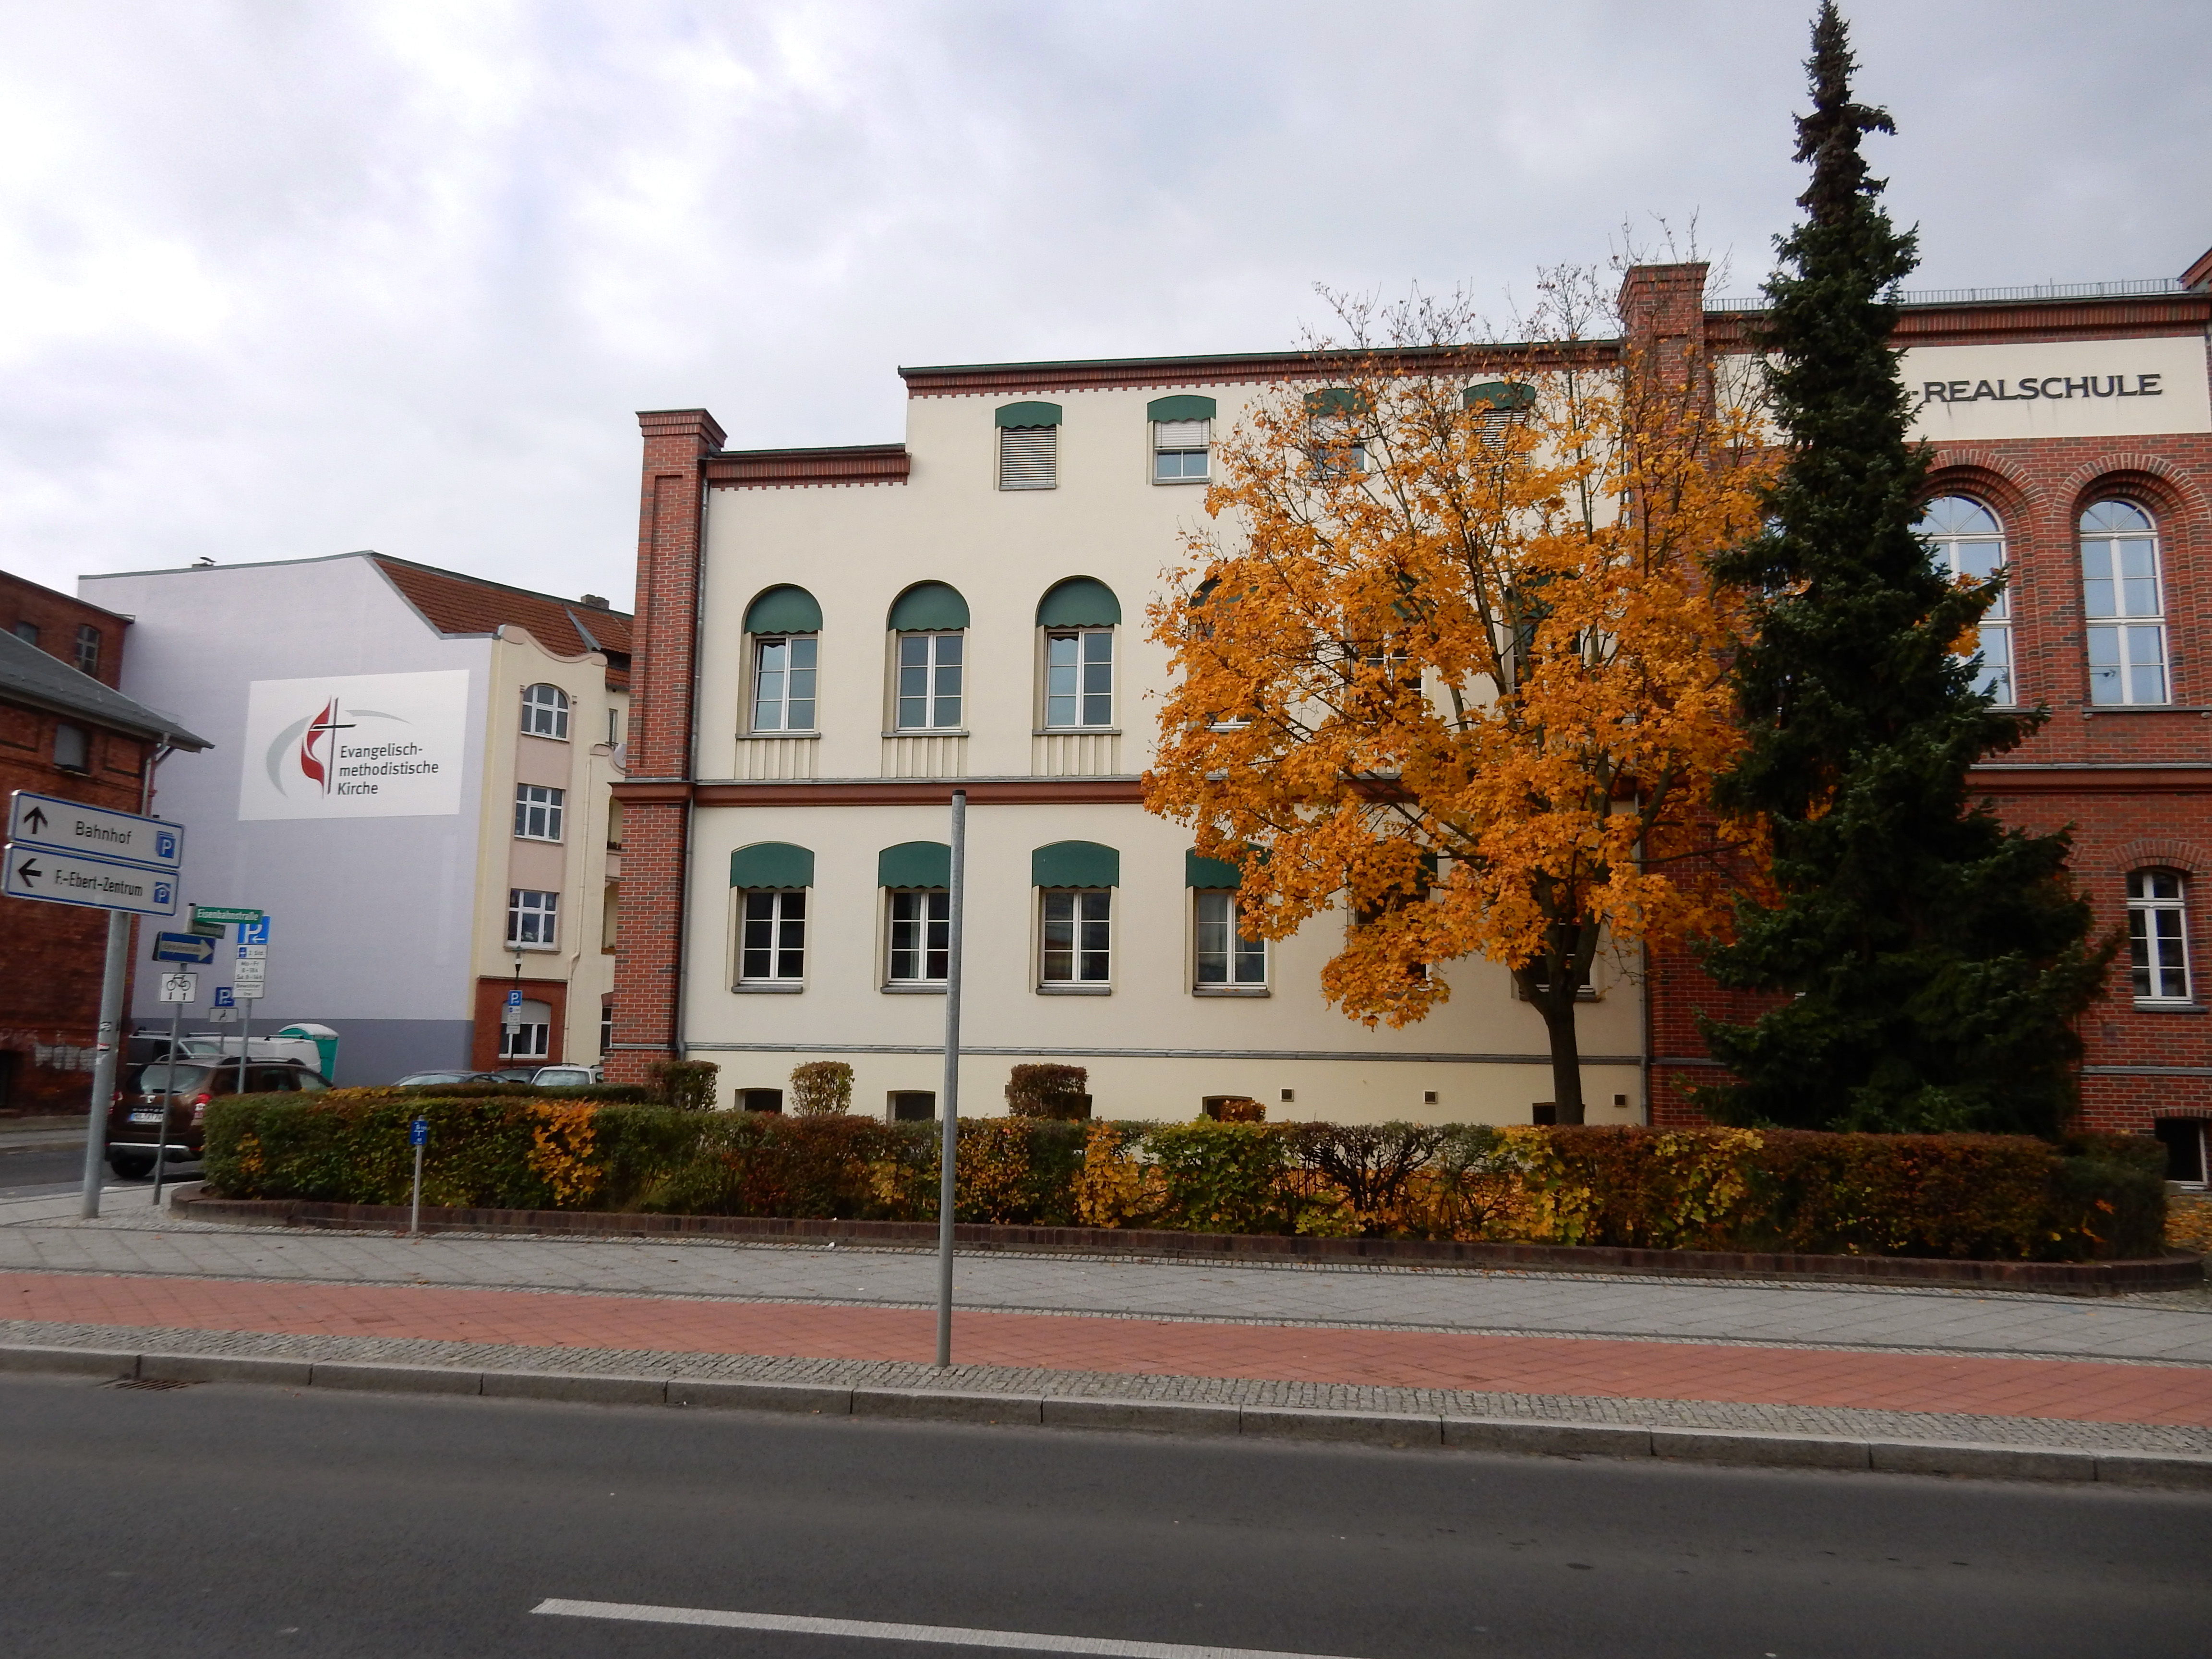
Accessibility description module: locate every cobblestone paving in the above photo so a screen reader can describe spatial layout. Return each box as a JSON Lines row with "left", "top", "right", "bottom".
{"left": 3, "top": 1194, "right": 2208, "bottom": 1366}
{"left": 6, "top": 1315, "right": 2208, "bottom": 1457}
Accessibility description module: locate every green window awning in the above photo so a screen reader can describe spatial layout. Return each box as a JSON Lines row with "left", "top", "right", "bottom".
{"left": 1147, "top": 394, "right": 1217, "bottom": 423}
{"left": 1032, "top": 840, "right": 1119, "bottom": 889}
{"left": 743, "top": 585, "right": 822, "bottom": 635}
{"left": 888, "top": 582, "right": 970, "bottom": 631}
{"left": 1304, "top": 386, "right": 1365, "bottom": 419}
{"left": 1463, "top": 380, "right": 1536, "bottom": 412}
{"left": 1036, "top": 577, "right": 1121, "bottom": 628}
{"left": 730, "top": 842, "right": 814, "bottom": 889}
{"left": 995, "top": 401, "right": 1063, "bottom": 429}
{"left": 1185, "top": 850, "right": 1242, "bottom": 890}
{"left": 878, "top": 841, "right": 950, "bottom": 889}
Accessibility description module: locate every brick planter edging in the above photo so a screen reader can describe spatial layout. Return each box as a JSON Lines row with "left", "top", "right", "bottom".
{"left": 174, "top": 1194, "right": 2203, "bottom": 1295}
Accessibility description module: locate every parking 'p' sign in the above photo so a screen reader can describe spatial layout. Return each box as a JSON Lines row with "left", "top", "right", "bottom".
{"left": 409, "top": 1118, "right": 429, "bottom": 1146}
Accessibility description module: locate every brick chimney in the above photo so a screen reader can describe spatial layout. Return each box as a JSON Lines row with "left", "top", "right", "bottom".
{"left": 1617, "top": 261, "right": 1711, "bottom": 396}
{"left": 606, "top": 407, "right": 725, "bottom": 1084}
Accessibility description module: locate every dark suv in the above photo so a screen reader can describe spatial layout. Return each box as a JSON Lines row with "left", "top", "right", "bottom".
{"left": 107, "top": 1060, "right": 329, "bottom": 1179}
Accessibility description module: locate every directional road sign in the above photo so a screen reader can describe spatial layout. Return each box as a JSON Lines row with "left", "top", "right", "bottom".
{"left": 152, "top": 932, "right": 216, "bottom": 964}
{"left": 158, "top": 973, "right": 197, "bottom": 1004}
{"left": 8, "top": 792, "right": 182, "bottom": 872}
{"left": 410, "top": 1119, "right": 429, "bottom": 1147}
{"left": 3, "top": 846, "right": 177, "bottom": 916}
{"left": 193, "top": 905, "right": 263, "bottom": 928}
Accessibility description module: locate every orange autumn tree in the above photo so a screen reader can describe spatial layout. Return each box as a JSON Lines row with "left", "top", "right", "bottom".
{"left": 1145, "top": 280, "right": 1773, "bottom": 1123}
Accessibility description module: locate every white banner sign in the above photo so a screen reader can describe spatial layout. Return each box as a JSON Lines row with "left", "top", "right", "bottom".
{"left": 239, "top": 670, "right": 469, "bottom": 821}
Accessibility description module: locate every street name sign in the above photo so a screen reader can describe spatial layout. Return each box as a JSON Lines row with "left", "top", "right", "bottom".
{"left": 152, "top": 932, "right": 216, "bottom": 964}
{"left": 8, "top": 792, "right": 181, "bottom": 872}
{"left": 158, "top": 973, "right": 197, "bottom": 1004}
{"left": 3, "top": 846, "right": 177, "bottom": 916}
{"left": 193, "top": 905, "right": 263, "bottom": 928}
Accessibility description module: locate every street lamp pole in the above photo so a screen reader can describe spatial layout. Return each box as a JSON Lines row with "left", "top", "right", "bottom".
{"left": 934, "top": 788, "right": 966, "bottom": 1368}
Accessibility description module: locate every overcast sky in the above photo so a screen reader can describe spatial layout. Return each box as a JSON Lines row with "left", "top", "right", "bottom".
{"left": 2, "top": 0, "right": 2205, "bottom": 611}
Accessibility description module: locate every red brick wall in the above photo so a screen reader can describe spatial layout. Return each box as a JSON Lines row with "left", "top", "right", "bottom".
{"left": 470, "top": 976, "right": 569, "bottom": 1071}
{"left": 0, "top": 700, "right": 155, "bottom": 1115}
{"left": 605, "top": 409, "right": 724, "bottom": 1085}
{"left": 0, "top": 571, "right": 129, "bottom": 689}
{"left": 1648, "top": 304, "right": 2212, "bottom": 1134}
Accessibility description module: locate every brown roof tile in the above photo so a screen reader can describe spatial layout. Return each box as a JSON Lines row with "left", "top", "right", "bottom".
{"left": 371, "top": 556, "right": 631, "bottom": 665}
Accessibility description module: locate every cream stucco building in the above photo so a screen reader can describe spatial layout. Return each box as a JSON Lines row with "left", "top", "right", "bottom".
{"left": 610, "top": 357, "right": 1647, "bottom": 1124}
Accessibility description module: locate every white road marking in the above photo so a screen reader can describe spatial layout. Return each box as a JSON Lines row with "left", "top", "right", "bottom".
{"left": 530, "top": 1599, "right": 1368, "bottom": 1659}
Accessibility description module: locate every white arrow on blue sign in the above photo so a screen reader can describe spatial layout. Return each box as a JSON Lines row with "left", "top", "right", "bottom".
{"left": 409, "top": 1119, "right": 429, "bottom": 1146}
{"left": 152, "top": 932, "right": 216, "bottom": 964}
{"left": 3, "top": 846, "right": 177, "bottom": 916}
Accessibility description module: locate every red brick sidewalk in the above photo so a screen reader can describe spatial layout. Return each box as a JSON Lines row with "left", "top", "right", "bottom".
{"left": 8, "top": 1270, "right": 2211, "bottom": 1426}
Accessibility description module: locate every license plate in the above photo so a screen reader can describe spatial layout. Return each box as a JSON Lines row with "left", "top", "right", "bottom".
{"left": 128, "top": 1111, "right": 165, "bottom": 1124}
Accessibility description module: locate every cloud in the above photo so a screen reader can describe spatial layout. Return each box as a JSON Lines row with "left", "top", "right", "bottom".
{"left": 0, "top": 0, "right": 2203, "bottom": 609}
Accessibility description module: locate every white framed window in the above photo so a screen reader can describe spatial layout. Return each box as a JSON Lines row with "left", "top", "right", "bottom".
{"left": 751, "top": 636, "right": 818, "bottom": 731}
{"left": 507, "top": 889, "right": 558, "bottom": 949}
{"left": 887, "top": 890, "right": 950, "bottom": 984}
{"left": 739, "top": 890, "right": 806, "bottom": 984}
{"left": 1044, "top": 629, "right": 1113, "bottom": 728}
{"left": 608, "top": 707, "right": 624, "bottom": 747}
{"left": 1041, "top": 890, "right": 1111, "bottom": 986}
{"left": 2129, "top": 869, "right": 2192, "bottom": 1003}
{"left": 1916, "top": 495, "right": 2013, "bottom": 704}
{"left": 1194, "top": 891, "right": 1266, "bottom": 989}
{"left": 896, "top": 632, "right": 963, "bottom": 729}
{"left": 514, "top": 783, "right": 565, "bottom": 842}
{"left": 2082, "top": 500, "right": 2168, "bottom": 706}
{"left": 73, "top": 625, "right": 100, "bottom": 676}
{"left": 500, "top": 998, "right": 552, "bottom": 1060}
{"left": 999, "top": 425, "right": 1058, "bottom": 490}
{"left": 522, "top": 683, "right": 570, "bottom": 739}
{"left": 1154, "top": 419, "right": 1211, "bottom": 483}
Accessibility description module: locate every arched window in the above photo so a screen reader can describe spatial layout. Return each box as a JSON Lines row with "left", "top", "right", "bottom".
{"left": 1037, "top": 577, "right": 1120, "bottom": 730}
{"left": 745, "top": 586, "right": 822, "bottom": 733}
{"left": 889, "top": 583, "right": 969, "bottom": 731}
{"left": 730, "top": 842, "right": 813, "bottom": 988}
{"left": 2081, "top": 500, "right": 2168, "bottom": 705}
{"left": 2129, "top": 869, "right": 2191, "bottom": 1003}
{"left": 1915, "top": 496, "right": 2012, "bottom": 704}
{"left": 521, "top": 683, "right": 569, "bottom": 739}
{"left": 1150, "top": 395, "right": 1215, "bottom": 483}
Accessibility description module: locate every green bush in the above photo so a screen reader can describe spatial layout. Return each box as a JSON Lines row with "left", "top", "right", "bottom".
{"left": 202, "top": 1096, "right": 2173, "bottom": 1262}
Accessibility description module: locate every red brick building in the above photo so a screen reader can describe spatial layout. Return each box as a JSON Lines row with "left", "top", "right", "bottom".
{"left": 1648, "top": 248, "right": 2212, "bottom": 1175}
{"left": 0, "top": 572, "right": 209, "bottom": 1115}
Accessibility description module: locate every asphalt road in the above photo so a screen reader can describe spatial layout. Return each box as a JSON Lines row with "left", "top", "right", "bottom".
{"left": 0, "top": 1141, "right": 170, "bottom": 1200}
{"left": 0, "top": 1375, "right": 2206, "bottom": 1659}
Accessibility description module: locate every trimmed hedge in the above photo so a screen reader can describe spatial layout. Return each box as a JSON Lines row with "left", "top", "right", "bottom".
{"left": 203, "top": 1099, "right": 2170, "bottom": 1262}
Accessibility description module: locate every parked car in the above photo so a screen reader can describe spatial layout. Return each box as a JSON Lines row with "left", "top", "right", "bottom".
{"left": 484, "top": 1067, "right": 541, "bottom": 1083}
{"left": 391, "top": 1070, "right": 501, "bottom": 1087}
{"left": 106, "top": 1060, "right": 329, "bottom": 1179}
{"left": 529, "top": 1064, "right": 602, "bottom": 1088}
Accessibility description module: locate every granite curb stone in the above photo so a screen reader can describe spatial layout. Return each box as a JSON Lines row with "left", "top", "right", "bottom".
{"left": 9, "top": 1336, "right": 2212, "bottom": 1489}
{"left": 173, "top": 1194, "right": 2204, "bottom": 1296}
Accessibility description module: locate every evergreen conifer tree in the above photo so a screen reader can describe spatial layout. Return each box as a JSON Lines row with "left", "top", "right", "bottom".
{"left": 1694, "top": 2, "right": 2109, "bottom": 1136}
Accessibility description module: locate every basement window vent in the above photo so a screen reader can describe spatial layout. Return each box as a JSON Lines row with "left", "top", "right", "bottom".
{"left": 998, "top": 425, "right": 1058, "bottom": 491}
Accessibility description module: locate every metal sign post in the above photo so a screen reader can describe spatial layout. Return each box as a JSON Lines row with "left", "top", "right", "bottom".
{"left": 152, "top": 968, "right": 196, "bottom": 1207}
{"left": 934, "top": 788, "right": 967, "bottom": 1369}
{"left": 409, "top": 1118, "right": 429, "bottom": 1235}
{"left": 6, "top": 790, "right": 187, "bottom": 1220}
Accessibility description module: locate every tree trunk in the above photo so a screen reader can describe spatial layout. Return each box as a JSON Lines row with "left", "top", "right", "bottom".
{"left": 1535, "top": 986, "right": 1587, "bottom": 1125}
